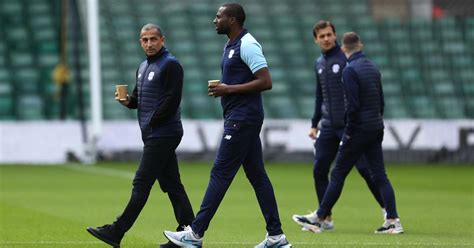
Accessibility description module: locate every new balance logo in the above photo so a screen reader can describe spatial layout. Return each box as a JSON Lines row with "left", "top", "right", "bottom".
{"left": 224, "top": 135, "right": 232, "bottom": 140}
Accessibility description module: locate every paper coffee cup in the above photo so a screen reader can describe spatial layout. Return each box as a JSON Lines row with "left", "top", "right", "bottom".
{"left": 116, "top": 85, "right": 128, "bottom": 100}
{"left": 208, "top": 80, "right": 221, "bottom": 87}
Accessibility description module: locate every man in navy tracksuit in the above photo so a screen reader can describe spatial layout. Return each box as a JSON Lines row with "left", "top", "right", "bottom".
{"left": 164, "top": 3, "right": 291, "bottom": 248}
{"left": 293, "top": 21, "right": 384, "bottom": 232}
{"left": 312, "top": 32, "right": 404, "bottom": 234}
{"left": 87, "top": 24, "right": 195, "bottom": 248}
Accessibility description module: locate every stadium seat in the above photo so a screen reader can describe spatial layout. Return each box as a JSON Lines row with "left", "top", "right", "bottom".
{"left": 297, "top": 95, "right": 316, "bottom": 118}
{"left": 410, "top": 95, "right": 437, "bottom": 119}
{"left": 437, "top": 97, "right": 465, "bottom": 119}
{"left": 17, "top": 95, "right": 44, "bottom": 120}
{"left": 384, "top": 96, "right": 409, "bottom": 118}
{"left": 265, "top": 95, "right": 299, "bottom": 118}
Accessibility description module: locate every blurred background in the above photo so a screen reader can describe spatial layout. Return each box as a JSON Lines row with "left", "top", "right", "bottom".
{"left": 0, "top": 0, "right": 473, "bottom": 164}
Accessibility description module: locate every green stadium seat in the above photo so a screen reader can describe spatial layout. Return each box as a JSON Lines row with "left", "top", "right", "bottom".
{"left": 396, "top": 55, "right": 417, "bottom": 69}
{"left": 461, "top": 81, "right": 474, "bottom": 95}
{"left": 188, "top": 95, "right": 220, "bottom": 119}
{"left": 421, "top": 54, "right": 445, "bottom": 68}
{"left": 409, "top": 18, "right": 434, "bottom": 42}
{"left": 38, "top": 53, "right": 59, "bottom": 68}
{"left": 363, "top": 41, "right": 386, "bottom": 56}
{"left": 432, "top": 80, "right": 456, "bottom": 96}
{"left": 459, "top": 70, "right": 474, "bottom": 84}
{"left": 0, "top": 82, "right": 12, "bottom": 95}
{"left": 401, "top": 69, "right": 424, "bottom": 94}
{"left": 15, "top": 68, "right": 40, "bottom": 93}
{"left": 437, "top": 97, "right": 465, "bottom": 118}
{"left": 0, "top": 68, "right": 10, "bottom": 84}
{"left": 265, "top": 95, "right": 299, "bottom": 118}
{"left": 418, "top": 41, "right": 439, "bottom": 55}
{"left": 10, "top": 52, "right": 34, "bottom": 67}
{"left": 292, "top": 69, "right": 315, "bottom": 95}
{"left": 271, "top": 81, "right": 290, "bottom": 95}
{"left": 448, "top": 54, "right": 472, "bottom": 69}
{"left": 443, "top": 42, "right": 466, "bottom": 54}
{"left": 349, "top": 0, "right": 368, "bottom": 15}
{"left": 436, "top": 17, "right": 462, "bottom": 41}
{"left": 17, "top": 95, "right": 44, "bottom": 120}
{"left": 0, "top": 96, "right": 14, "bottom": 117}
{"left": 371, "top": 55, "right": 390, "bottom": 68}
{"left": 410, "top": 95, "right": 437, "bottom": 119}
{"left": 465, "top": 97, "right": 474, "bottom": 117}
{"left": 324, "top": 1, "right": 345, "bottom": 16}
{"left": 382, "top": 81, "right": 402, "bottom": 96}
{"left": 297, "top": 95, "right": 315, "bottom": 118}
{"left": 384, "top": 96, "right": 409, "bottom": 118}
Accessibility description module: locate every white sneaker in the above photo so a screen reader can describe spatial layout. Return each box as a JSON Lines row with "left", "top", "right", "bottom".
{"left": 321, "top": 219, "right": 334, "bottom": 230}
{"left": 255, "top": 234, "right": 292, "bottom": 248}
{"left": 292, "top": 211, "right": 323, "bottom": 233}
{"left": 163, "top": 225, "right": 203, "bottom": 247}
{"left": 375, "top": 219, "right": 404, "bottom": 234}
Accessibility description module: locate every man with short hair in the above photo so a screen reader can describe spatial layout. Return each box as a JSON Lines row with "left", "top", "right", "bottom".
{"left": 292, "top": 20, "right": 385, "bottom": 233}
{"left": 163, "top": 3, "right": 292, "bottom": 248}
{"left": 86, "top": 23, "right": 195, "bottom": 248}
{"left": 308, "top": 32, "right": 404, "bottom": 234}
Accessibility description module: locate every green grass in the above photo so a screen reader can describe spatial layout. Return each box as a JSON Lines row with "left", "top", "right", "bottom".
{"left": 0, "top": 162, "right": 473, "bottom": 247}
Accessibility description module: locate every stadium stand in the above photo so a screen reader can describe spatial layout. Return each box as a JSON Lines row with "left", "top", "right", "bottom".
{"left": 0, "top": 0, "right": 472, "bottom": 120}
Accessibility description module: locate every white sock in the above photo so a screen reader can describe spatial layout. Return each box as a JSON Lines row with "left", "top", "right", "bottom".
{"left": 269, "top": 234, "right": 283, "bottom": 240}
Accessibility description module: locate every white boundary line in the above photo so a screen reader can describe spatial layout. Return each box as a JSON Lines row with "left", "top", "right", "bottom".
{"left": 0, "top": 241, "right": 472, "bottom": 246}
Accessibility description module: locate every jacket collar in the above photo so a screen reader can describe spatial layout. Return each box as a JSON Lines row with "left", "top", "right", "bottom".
{"left": 146, "top": 47, "right": 167, "bottom": 63}
{"left": 322, "top": 43, "right": 341, "bottom": 58}
{"left": 347, "top": 51, "right": 364, "bottom": 63}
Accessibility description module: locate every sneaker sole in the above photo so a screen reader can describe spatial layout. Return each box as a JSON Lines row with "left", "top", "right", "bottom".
{"left": 86, "top": 227, "right": 120, "bottom": 247}
{"left": 292, "top": 215, "right": 323, "bottom": 233}
{"left": 374, "top": 229, "right": 404, "bottom": 234}
{"left": 163, "top": 231, "right": 202, "bottom": 248}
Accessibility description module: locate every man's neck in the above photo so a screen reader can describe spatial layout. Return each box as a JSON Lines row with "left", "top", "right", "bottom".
{"left": 345, "top": 49, "right": 360, "bottom": 59}
{"left": 227, "top": 27, "right": 244, "bottom": 42}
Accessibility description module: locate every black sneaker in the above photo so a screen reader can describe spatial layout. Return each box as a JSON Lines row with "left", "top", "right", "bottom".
{"left": 159, "top": 240, "right": 181, "bottom": 248}
{"left": 374, "top": 219, "right": 404, "bottom": 234}
{"left": 86, "top": 224, "right": 123, "bottom": 247}
{"left": 292, "top": 212, "right": 323, "bottom": 233}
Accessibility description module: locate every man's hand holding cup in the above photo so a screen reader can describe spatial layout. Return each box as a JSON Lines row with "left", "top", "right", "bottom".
{"left": 115, "top": 84, "right": 130, "bottom": 106}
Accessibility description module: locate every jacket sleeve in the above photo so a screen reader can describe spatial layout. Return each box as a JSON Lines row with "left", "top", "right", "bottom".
{"left": 149, "top": 61, "right": 183, "bottom": 126}
{"left": 126, "top": 83, "right": 138, "bottom": 109}
{"left": 342, "top": 66, "right": 360, "bottom": 136}
{"left": 378, "top": 72, "right": 385, "bottom": 116}
{"left": 311, "top": 71, "right": 323, "bottom": 128}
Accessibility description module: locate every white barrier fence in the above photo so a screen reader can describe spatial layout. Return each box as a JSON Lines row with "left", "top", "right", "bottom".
{"left": 0, "top": 120, "right": 473, "bottom": 164}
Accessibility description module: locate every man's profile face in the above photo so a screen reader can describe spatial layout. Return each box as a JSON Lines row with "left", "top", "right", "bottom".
{"left": 213, "top": 7, "right": 231, "bottom": 34}
{"left": 314, "top": 26, "right": 336, "bottom": 52}
{"left": 140, "top": 28, "right": 165, "bottom": 56}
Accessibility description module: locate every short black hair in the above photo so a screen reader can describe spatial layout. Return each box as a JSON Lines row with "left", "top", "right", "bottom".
{"left": 313, "top": 20, "right": 336, "bottom": 38}
{"left": 221, "top": 3, "right": 246, "bottom": 26}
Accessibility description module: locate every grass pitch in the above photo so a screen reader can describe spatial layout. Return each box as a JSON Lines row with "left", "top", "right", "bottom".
{"left": 0, "top": 162, "right": 473, "bottom": 247}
